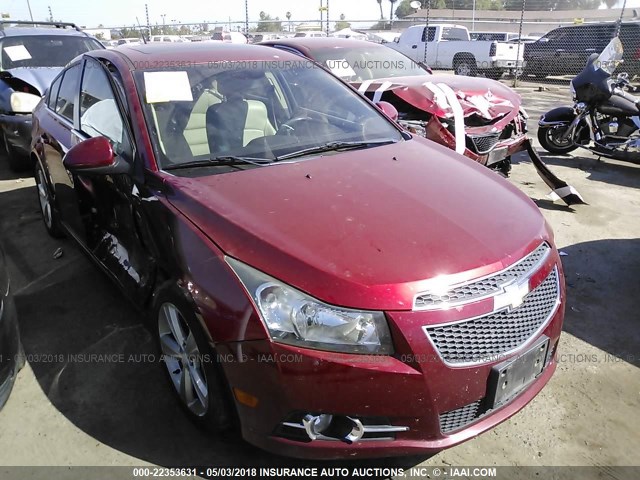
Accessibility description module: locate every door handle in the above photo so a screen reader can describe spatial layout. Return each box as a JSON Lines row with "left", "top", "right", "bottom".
{"left": 412, "top": 44, "right": 418, "bottom": 49}
{"left": 555, "top": 49, "right": 565, "bottom": 53}
{"left": 585, "top": 48, "right": 596, "bottom": 52}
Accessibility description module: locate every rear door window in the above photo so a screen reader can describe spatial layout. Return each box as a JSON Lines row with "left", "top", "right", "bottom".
{"left": 47, "top": 74, "right": 63, "bottom": 110}
{"left": 55, "top": 63, "right": 81, "bottom": 122}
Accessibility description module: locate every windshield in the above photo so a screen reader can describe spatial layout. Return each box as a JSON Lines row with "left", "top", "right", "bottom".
{"left": 593, "top": 37, "right": 623, "bottom": 75}
{"left": 0, "top": 35, "right": 103, "bottom": 70}
{"left": 312, "top": 45, "right": 430, "bottom": 81}
{"left": 134, "top": 60, "right": 403, "bottom": 169}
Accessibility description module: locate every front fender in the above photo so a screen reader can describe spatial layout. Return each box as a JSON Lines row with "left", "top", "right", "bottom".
{"left": 539, "top": 107, "right": 576, "bottom": 126}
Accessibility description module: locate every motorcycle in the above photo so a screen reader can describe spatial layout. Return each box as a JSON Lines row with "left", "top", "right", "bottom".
{"left": 538, "top": 37, "right": 640, "bottom": 163}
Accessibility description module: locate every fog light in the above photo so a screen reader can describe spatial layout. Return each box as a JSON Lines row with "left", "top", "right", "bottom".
{"left": 303, "top": 414, "right": 333, "bottom": 440}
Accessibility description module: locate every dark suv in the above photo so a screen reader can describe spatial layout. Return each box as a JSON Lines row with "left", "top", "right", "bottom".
{"left": 523, "top": 22, "right": 640, "bottom": 79}
{"left": 0, "top": 21, "right": 103, "bottom": 170}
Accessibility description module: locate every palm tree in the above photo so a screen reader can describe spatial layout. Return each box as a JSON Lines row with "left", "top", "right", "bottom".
{"left": 377, "top": 0, "right": 384, "bottom": 19}
{"left": 389, "top": 0, "right": 398, "bottom": 25}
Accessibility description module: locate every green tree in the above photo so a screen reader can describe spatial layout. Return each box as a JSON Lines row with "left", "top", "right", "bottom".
{"left": 492, "top": 0, "right": 598, "bottom": 9}
{"left": 376, "top": 0, "right": 385, "bottom": 19}
{"left": 389, "top": 0, "right": 398, "bottom": 21}
{"left": 395, "top": 0, "right": 416, "bottom": 18}
{"left": 257, "top": 11, "right": 282, "bottom": 32}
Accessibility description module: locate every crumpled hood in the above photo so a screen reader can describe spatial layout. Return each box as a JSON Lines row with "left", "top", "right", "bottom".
{"left": 165, "top": 138, "right": 547, "bottom": 310}
{"left": 354, "top": 75, "right": 522, "bottom": 128}
{"left": 4, "top": 67, "right": 63, "bottom": 95}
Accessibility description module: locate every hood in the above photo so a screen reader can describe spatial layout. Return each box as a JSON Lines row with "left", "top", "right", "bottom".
{"left": 355, "top": 75, "right": 522, "bottom": 129}
{"left": 165, "top": 138, "right": 548, "bottom": 311}
{"left": 5, "top": 67, "right": 63, "bottom": 95}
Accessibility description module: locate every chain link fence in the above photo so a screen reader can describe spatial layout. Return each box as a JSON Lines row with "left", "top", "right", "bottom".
{"left": 100, "top": 0, "right": 637, "bottom": 87}
{"left": 397, "top": 0, "right": 636, "bottom": 86}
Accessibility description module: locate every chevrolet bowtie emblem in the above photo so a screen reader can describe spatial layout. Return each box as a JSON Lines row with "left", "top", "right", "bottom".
{"left": 493, "top": 280, "right": 530, "bottom": 311}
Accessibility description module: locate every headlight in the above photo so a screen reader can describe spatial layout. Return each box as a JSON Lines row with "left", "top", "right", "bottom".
{"left": 226, "top": 257, "right": 393, "bottom": 355}
{"left": 519, "top": 107, "right": 529, "bottom": 119}
{"left": 10, "top": 91, "right": 41, "bottom": 113}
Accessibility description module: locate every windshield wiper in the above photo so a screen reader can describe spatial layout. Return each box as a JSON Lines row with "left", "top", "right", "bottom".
{"left": 164, "top": 155, "right": 273, "bottom": 171}
{"left": 275, "top": 139, "right": 398, "bottom": 161}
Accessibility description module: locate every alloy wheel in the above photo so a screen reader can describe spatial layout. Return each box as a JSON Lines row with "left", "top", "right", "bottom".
{"left": 158, "top": 302, "right": 209, "bottom": 416}
{"left": 36, "top": 168, "right": 53, "bottom": 229}
{"left": 546, "top": 127, "right": 573, "bottom": 149}
{"left": 456, "top": 62, "right": 472, "bottom": 76}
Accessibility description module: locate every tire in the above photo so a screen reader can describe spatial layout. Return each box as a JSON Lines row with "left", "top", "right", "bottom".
{"left": 537, "top": 125, "right": 578, "bottom": 154}
{"left": 34, "top": 162, "right": 65, "bottom": 238}
{"left": 153, "top": 287, "right": 236, "bottom": 432}
{"left": 453, "top": 55, "right": 477, "bottom": 77}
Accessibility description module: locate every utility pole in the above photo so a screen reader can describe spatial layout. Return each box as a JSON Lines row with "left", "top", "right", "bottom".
{"left": 320, "top": 0, "right": 324, "bottom": 32}
{"left": 26, "top": 0, "right": 34, "bottom": 21}
{"left": 47, "top": 5, "right": 53, "bottom": 22}
{"left": 161, "top": 14, "right": 166, "bottom": 34}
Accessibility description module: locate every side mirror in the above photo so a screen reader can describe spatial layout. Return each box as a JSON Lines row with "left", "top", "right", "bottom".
{"left": 63, "top": 136, "right": 130, "bottom": 175}
{"left": 376, "top": 101, "right": 399, "bottom": 122}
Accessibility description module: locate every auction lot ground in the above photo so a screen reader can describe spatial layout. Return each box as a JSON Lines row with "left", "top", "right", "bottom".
{"left": 0, "top": 74, "right": 638, "bottom": 476}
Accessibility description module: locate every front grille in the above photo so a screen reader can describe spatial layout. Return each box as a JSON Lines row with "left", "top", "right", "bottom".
{"left": 425, "top": 267, "right": 559, "bottom": 365}
{"left": 469, "top": 132, "right": 501, "bottom": 154}
{"left": 414, "top": 243, "right": 550, "bottom": 309}
{"left": 439, "top": 400, "right": 483, "bottom": 433}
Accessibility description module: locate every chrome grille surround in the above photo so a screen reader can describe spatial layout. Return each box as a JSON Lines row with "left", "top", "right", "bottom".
{"left": 423, "top": 267, "right": 560, "bottom": 366}
{"left": 469, "top": 132, "right": 501, "bottom": 154}
{"left": 414, "top": 242, "right": 551, "bottom": 311}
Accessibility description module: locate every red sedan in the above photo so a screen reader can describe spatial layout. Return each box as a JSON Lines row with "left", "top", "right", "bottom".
{"left": 261, "top": 37, "right": 529, "bottom": 176}
{"left": 30, "top": 42, "right": 565, "bottom": 459}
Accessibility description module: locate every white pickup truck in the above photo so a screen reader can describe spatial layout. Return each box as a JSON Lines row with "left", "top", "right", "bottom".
{"left": 388, "top": 24, "right": 523, "bottom": 79}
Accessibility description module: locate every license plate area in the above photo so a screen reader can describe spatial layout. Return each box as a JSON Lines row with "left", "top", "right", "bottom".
{"left": 486, "top": 336, "right": 550, "bottom": 409}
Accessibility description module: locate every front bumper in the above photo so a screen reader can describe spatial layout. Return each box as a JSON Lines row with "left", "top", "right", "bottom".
{"left": 0, "top": 113, "right": 33, "bottom": 158}
{"left": 218, "top": 254, "right": 565, "bottom": 459}
{"left": 422, "top": 117, "right": 528, "bottom": 168}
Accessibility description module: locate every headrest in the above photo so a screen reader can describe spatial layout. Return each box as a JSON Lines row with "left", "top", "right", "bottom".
{"left": 216, "top": 70, "right": 267, "bottom": 99}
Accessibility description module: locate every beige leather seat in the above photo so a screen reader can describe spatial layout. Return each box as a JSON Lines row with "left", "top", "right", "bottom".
{"left": 206, "top": 73, "right": 276, "bottom": 155}
{"left": 184, "top": 89, "right": 221, "bottom": 156}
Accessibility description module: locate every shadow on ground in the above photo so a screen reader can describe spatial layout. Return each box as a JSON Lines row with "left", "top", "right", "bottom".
{"left": 560, "top": 238, "right": 640, "bottom": 369}
{"left": 0, "top": 174, "right": 430, "bottom": 471}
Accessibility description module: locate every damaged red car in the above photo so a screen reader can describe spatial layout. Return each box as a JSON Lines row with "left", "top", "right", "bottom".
{"left": 31, "top": 43, "right": 565, "bottom": 459}
{"left": 262, "top": 37, "right": 528, "bottom": 176}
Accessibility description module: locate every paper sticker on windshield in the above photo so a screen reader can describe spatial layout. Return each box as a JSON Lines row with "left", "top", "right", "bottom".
{"left": 325, "top": 59, "right": 356, "bottom": 78}
{"left": 3, "top": 45, "right": 32, "bottom": 61}
{"left": 144, "top": 71, "right": 193, "bottom": 103}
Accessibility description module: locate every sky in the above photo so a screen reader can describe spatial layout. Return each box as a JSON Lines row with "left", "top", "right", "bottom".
{"left": 4, "top": 0, "right": 639, "bottom": 29}
{"left": 3, "top": 0, "right": 386, "bottom": 29}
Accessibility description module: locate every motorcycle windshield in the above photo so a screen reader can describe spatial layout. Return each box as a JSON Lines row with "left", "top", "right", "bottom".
{"left": 593, "top": 37, "right": 623, "bottom": 75}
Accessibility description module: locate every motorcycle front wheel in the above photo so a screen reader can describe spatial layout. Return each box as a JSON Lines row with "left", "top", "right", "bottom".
{"left": 537, "top": 125, "right": 579, "bottom": 154}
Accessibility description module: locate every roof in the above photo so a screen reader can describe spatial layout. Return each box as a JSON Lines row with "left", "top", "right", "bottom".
{"left": 261, "top": 37, "right": 383, "bottom": 51}
{"left": 98, "top": 42, "right": 301, "bottom": 70}
{"left": 0, "top": 21, "right": 88, "bottom": 38}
